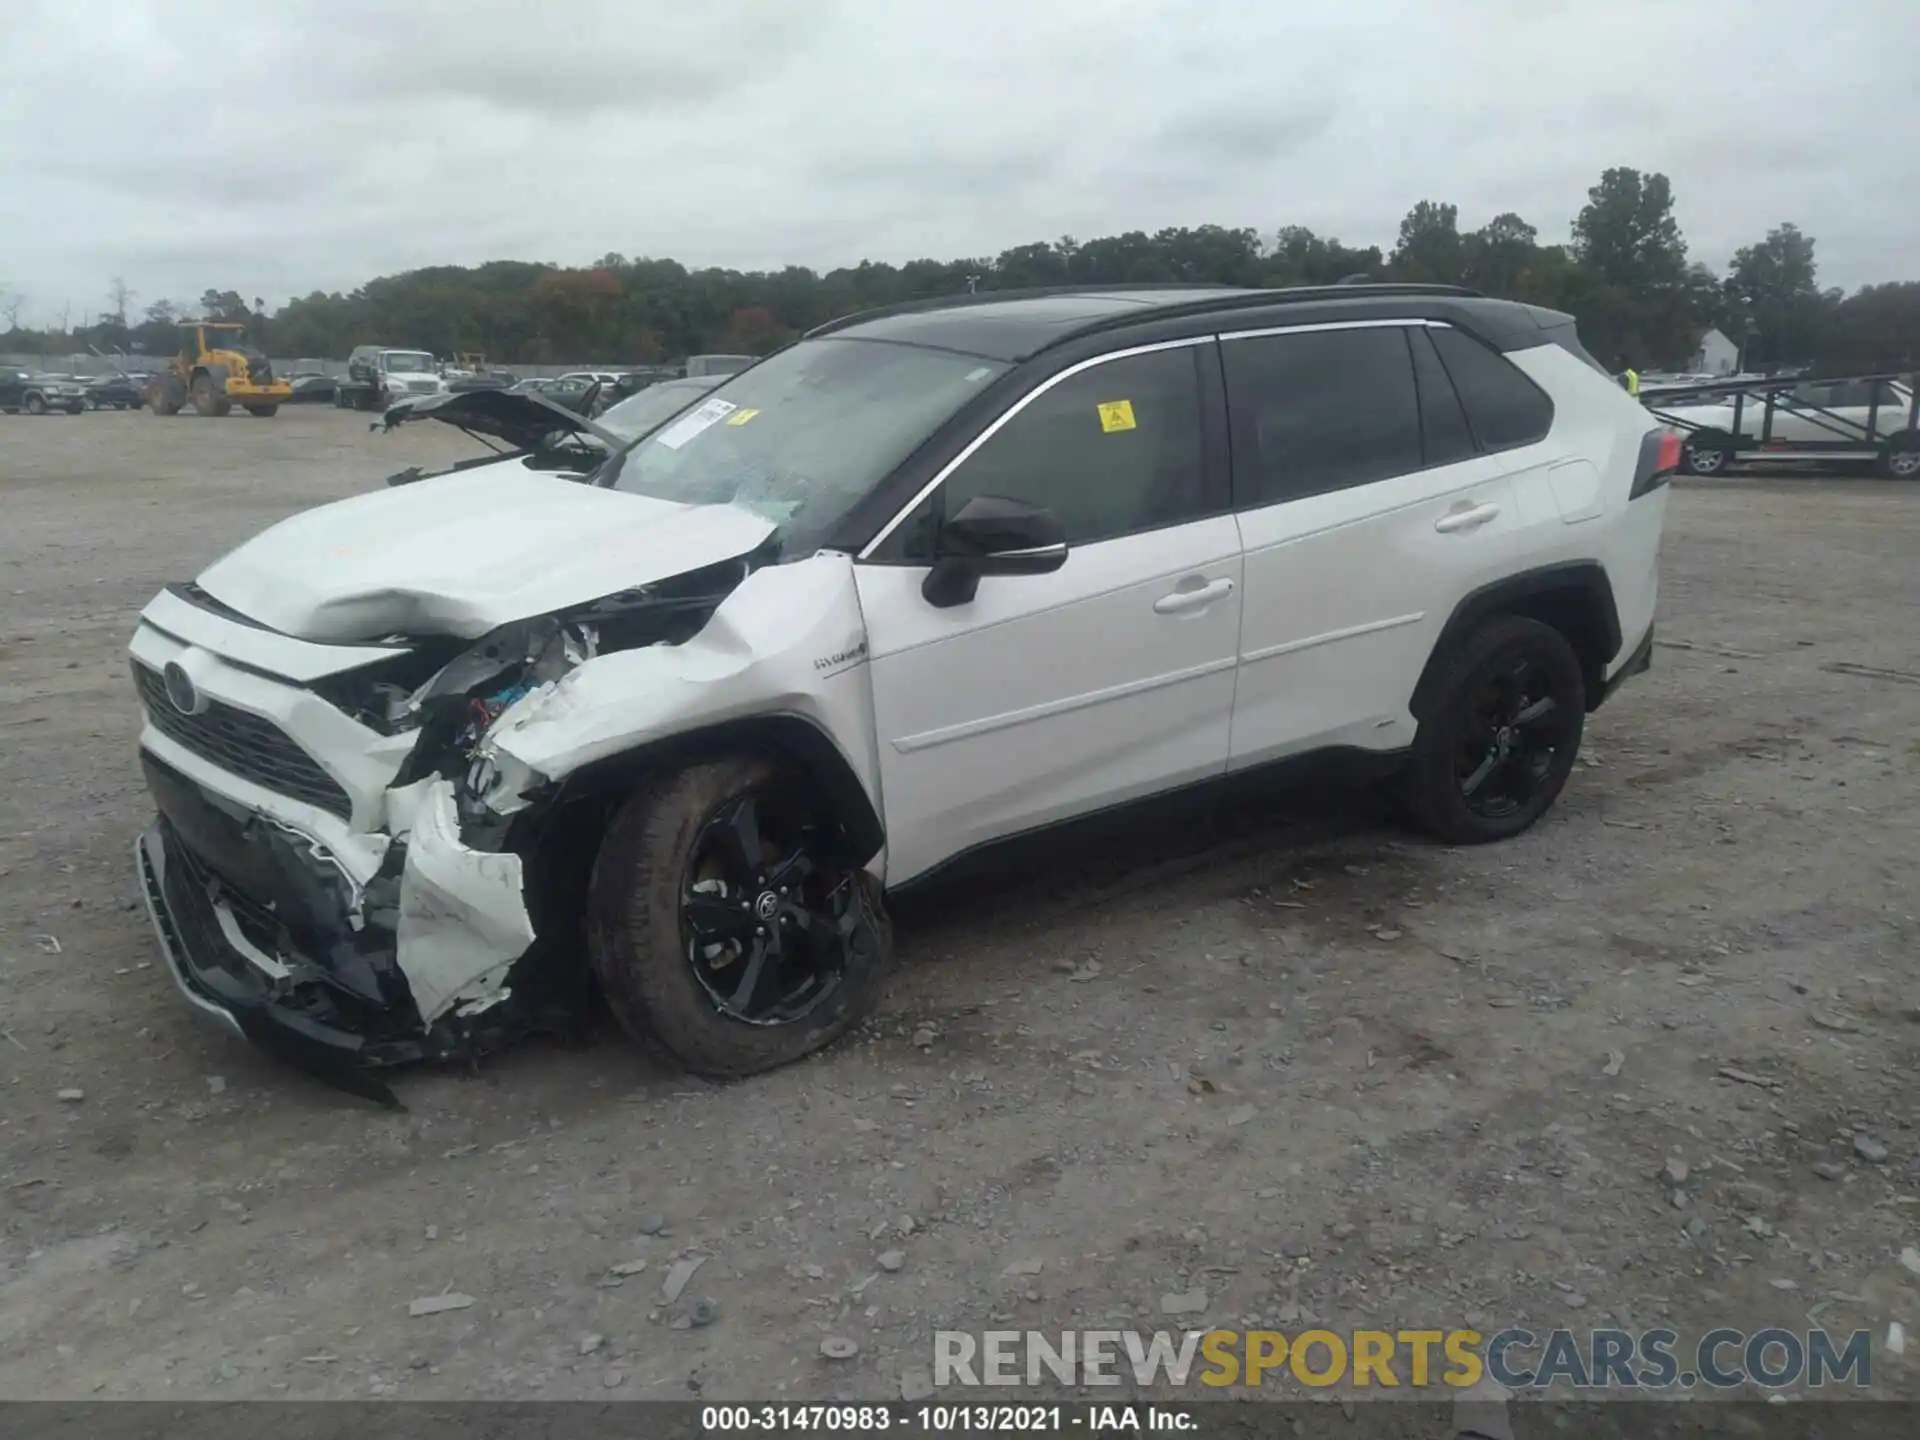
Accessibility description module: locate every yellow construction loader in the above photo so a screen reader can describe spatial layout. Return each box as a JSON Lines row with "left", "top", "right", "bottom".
{"left": 146, "top": 322, "right": 292, "bottom": 417}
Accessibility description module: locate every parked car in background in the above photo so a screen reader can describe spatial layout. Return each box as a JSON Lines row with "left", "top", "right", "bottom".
{"left": 289, "top": 374, "right": 340, "bottom": 404}
{"left": 557, "top": 370, "right": 622, "bottom": 389}
{"left": 509, "top": 375, "right": 596, "bottom": 413}
{"left": 1, "top": 371, "right": 88, "bottom": 414}
{"left": 83, "top": 373, "right": 146, "bottom": 409}
{"left": 1659, "top": 375, "right": 1919, "bottom": 477}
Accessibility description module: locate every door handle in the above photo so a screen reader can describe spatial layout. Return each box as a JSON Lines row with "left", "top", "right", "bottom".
{"left": 1153, "top": 576, "right": 1235, "bottom": 615}
{"left": 1434, "top": 502, "right": 1502, "bottom": 534}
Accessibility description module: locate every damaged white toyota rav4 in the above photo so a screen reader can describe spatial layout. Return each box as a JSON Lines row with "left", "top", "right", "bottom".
{"left": 130, "top": 284, "right": 1674, "bottom": 1102}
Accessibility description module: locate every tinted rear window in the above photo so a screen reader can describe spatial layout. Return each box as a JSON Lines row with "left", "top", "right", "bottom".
{"left": 1429, "top": 326, "right": 1553, "bottom": 451}
{"left": 1222, "top": 326, "right": 1423, "bottom": 504}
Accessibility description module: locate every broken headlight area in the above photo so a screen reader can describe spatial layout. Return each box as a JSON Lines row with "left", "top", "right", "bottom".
{"left": 137, "top": 557, "right": 758, "bottom": 1103}
{"left": 382, "top": 557, "right": 757, "bottom": 820}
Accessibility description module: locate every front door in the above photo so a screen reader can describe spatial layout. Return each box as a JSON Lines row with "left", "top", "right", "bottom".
{"left": 855, "top": 339, "right": 1242, "bottom": 884}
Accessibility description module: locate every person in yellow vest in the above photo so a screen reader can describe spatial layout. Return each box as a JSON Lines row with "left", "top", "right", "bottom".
{"left": 1617, "top": 355, "right": 1640, "bottom": 397}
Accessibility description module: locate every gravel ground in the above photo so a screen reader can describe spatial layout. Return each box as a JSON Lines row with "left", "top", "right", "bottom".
{"left": 1, "top": 406, "right": 1917, "bottom": 1405}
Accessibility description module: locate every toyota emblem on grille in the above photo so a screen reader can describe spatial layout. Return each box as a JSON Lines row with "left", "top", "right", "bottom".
{"left": 162, "top": 661, "right": 206, "bottom": 715}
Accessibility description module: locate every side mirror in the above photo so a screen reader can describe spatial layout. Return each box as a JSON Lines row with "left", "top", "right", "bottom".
{"left": 921, "top": 494, "right": 1069, "bottom": 608}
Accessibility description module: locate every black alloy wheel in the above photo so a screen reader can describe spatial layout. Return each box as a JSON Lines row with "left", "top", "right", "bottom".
{"left": 586, "top": 754, "right": 892, "bottom": 1077}
{"left": 682, "top": 791, "right": 854, "bottom": 1025}
{"left": 1404, "top": 616, "right": 1586, "bottom": 844}
{"left": 1454, "top": 657, "right": 1579, "bottom": 820}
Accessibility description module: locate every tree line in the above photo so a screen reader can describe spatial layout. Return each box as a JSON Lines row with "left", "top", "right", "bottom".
{"left": 4, "top": 166, "right": 1917, "bottom": 375}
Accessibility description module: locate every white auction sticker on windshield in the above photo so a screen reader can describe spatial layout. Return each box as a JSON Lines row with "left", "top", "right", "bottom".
{"left": 654, "top": 396, "right": 738, "bottom": 450}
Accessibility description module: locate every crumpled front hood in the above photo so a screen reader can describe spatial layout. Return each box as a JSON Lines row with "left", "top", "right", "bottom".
{"left": 196, "top": 469, "right": 776, "bottom": 644}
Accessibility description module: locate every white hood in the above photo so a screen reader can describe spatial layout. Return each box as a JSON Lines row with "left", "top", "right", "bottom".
{"left": 196, "top": 469, "right": 776, "bottom": 643}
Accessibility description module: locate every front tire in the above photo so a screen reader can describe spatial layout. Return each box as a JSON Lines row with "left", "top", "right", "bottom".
{"left": 586, "top": 755, "right": 891, "bottom": 1078}
{"left": 244, "top": 404, "right": 279, "bottom": 418}
{"left": 190, "top": 374, "right": 231, "bottom": 417}
{"left": 24, "top": 394, "right": 47, "bottom": 415}
{"left": 1404, "top": 616, "right": 1586, "bottom": 845}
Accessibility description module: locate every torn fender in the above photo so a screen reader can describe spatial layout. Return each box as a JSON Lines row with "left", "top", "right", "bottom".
{"left": 395, "top": 778, "right": 536, "bottom": 1024}
{"left": 479, "top": 553, "right": 884, "bottom": 840}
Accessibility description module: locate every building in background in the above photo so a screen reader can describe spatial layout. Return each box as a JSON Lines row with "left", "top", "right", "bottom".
{"left": 1692, "top": 327, "right": 1739, "bottom": 376}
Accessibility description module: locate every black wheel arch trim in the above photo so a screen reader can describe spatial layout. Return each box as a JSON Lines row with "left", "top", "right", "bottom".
{"left": 1410, "top": 562, "right": 1623, "bottom": 722}
{"left": 548, "top": 713, "right": 886, "bottom": 868}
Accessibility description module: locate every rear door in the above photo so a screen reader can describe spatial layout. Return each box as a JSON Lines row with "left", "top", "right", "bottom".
{"left": 1225, "top": 321, "right": 1523, "bottom": 768}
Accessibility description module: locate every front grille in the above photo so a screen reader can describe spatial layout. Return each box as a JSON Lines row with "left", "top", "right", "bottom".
{"left": 133, "top": 664, "right": 352, "bottom": 820}
{"left": 169, "top": 827, "right": 284, "bottom": 956}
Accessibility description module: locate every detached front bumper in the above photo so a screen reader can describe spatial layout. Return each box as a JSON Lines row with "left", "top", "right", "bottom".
{"left": 137, "top": 821, "right": 406, "bottom": 1106}
{"left": 134, "top": 750, "right": 539, "bottom": 1106}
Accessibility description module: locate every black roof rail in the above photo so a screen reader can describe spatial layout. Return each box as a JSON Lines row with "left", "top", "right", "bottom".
{"left": 801, "top": 283, "right": 1242, "bottom": 340}
{"left": 803, "top": 280, "right": 1485, "bottom": 343}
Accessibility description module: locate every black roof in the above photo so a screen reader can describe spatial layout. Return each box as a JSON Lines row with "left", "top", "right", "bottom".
{"left": 808, "top": 287, "right": 1253, "bottom": 362}
{"left": 806, "top": 283, "right": 1581, "bottom": 364}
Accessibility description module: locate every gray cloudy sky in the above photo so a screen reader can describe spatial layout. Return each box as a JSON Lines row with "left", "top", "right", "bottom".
{"left": 2, "top": 0, "right": 1915, "bottom": 325}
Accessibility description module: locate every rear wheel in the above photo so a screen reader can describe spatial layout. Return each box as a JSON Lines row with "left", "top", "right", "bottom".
{"left": 244, "top": 404, "right": 279, "bottom": 418}
{"left": 1879, "top": 437, "right": 1920, "bottom": 479}
{"left": 24, "top": 394, "right": 47, "bottom": 415}
{"left": 586, "top": 755, "right": 891, "bottom": 1077}
{"left": 1681, "top": 437, "right": 1733, "bottom": 475}
{"left": 1404, "top": 616, "right": 1586, "bottom": 845}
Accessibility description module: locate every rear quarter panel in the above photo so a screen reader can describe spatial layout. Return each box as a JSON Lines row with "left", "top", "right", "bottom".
{"left": 1504, "top": 344, "right": 1666, "bottom": 672}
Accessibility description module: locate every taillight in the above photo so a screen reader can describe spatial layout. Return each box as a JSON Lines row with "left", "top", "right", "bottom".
{"left": 1631, "top": 428, "right": 1681, "bottom": 498}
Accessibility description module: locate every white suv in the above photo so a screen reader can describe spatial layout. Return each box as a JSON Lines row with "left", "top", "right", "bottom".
{"left": 128, "top": 284, "right": 1672, "bottom": 1101}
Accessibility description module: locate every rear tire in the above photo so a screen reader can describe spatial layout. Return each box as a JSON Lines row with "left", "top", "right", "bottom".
{"left": 244, "top": 404, "right": 279, "bottom": 418}
{"left": 1879, "top": 437, "right": 1920, "bottom": 479}
{"left": 24, "top": 394, "right": 47, "bottom": 415}
{"left": 1404, "top": 616, "right": 1586, "bottom": 845}
{"left": 1680, "top": 437, "right": 1733, "bottom": 476}
{"left": 586, "top": 755, "right": 891, "bottom": 1078}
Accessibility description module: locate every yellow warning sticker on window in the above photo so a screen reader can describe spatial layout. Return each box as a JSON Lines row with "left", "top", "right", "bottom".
{"left": 1096, "top": 399, "right": 1136, "bottom": 433}
{"left": 725, "top": 408, "right": 760, "bottom": 426}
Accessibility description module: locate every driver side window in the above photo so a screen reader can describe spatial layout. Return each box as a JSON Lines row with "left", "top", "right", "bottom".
{"left": 924, "top": 345, "right": 1210, "bottom": 554}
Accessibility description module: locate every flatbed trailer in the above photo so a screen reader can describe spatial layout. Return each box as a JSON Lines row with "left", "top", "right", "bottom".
{"left": 1641, "top": 370, "right": 1919, "bottom": 478}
